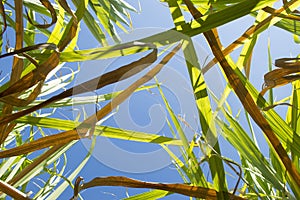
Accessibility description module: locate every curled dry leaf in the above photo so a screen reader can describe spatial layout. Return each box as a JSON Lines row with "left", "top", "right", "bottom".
{"left": 26, "top": 0, "right": 57, "bottom": 28}
{"left": 261, "top": 57, "right": 300, "bottom": 96}
{"left": 262, "top": 102, "right": 296, "bottom": 111}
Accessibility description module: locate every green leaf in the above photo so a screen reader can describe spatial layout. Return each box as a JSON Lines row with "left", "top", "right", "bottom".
{"left": 123, "top": 190, "right": 171, "bottom": 200}
{"left": 15, "top": 116, "right": 184, "bottom": 146}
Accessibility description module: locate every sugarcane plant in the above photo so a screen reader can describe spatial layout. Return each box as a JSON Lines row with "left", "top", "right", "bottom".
{"left": 0, "top": 0, "right": 300, "bottom": 199}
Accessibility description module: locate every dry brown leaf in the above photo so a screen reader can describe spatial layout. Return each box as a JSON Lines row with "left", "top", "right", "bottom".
{"left": 0, "top": 44, "right": 157, "bottom": 126}
{"left": 26, "top": 0, "right": 57, "bottom": 28}
{"left": 0, "top": 180, "right": 31, "bottom": 200}
{"left": 261, "top": 58, "right": 300, "bottom": 95}
{"left": 0, "top": 0, "right": 80, "bottom": 106}
{"left": 78, "top": 43, "right": 182, "bottom": 138}
{"left": 0, "top": 80, "right": 44, "bottom": 107}
{"left": 0, "top": 43, "right": 180, "bottom": 158}
{"left": 70, "top": 176, "right": 245, "bottom": 200}
{"left": 0, "top": 51, "right": 60, "bottom": 98}
{"left": 262, "top": 6, "right": 300, "bottom": 21}
{"left": 0, "top": 43, "right": 57, "bottom": 60}
{"left": 0, "top": 0, "right": 25, "bottom": 144}
{"left": 0, "top": 0, "right": 7, "bottom": 36}
{"left": 183, "top": 0, "right": 300, "bottom": 189}
{"left": 202, "top": 0, "right": 300, "bottom": 74}
{"left": 0, "top": 44, "right": 57, "bottom": 108}
{"left": 57, "top": 0, "right": 78, "bottom": 51}
{"left": 58, "top": 0, "right": 77, "bottom": 19}
{"left": 8, "top": 145, "right": 64, "bottom": 186}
